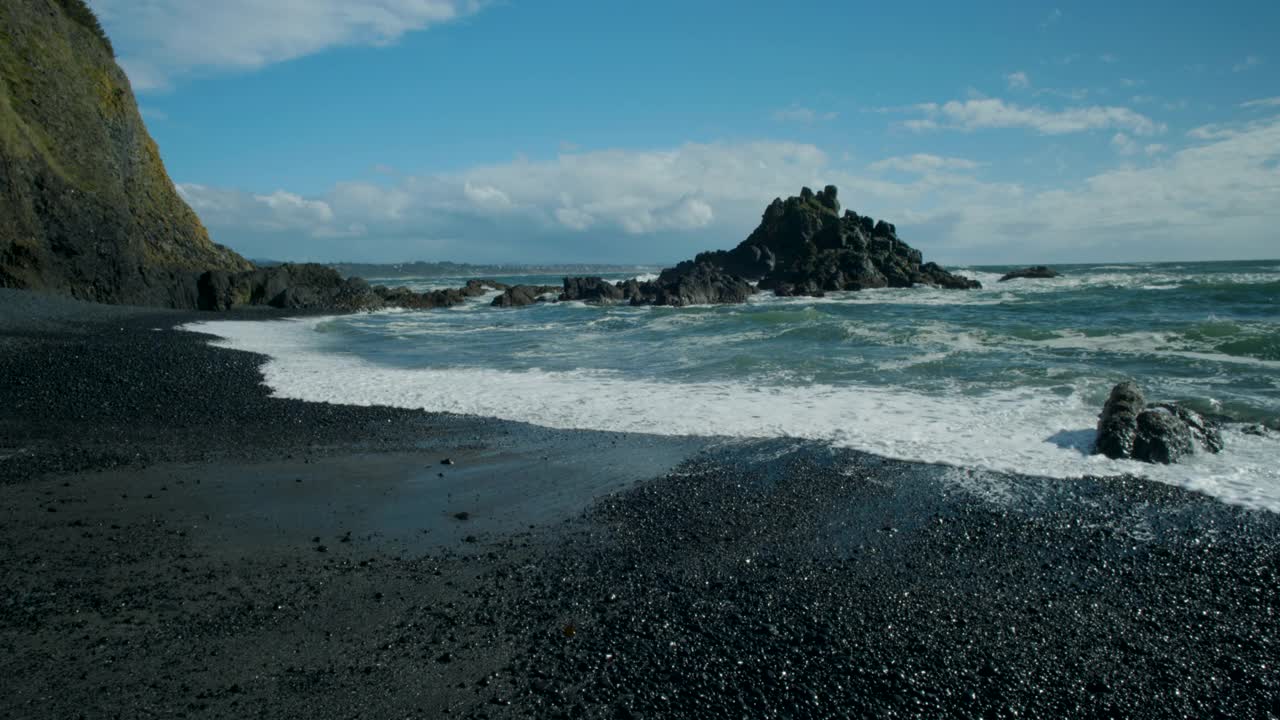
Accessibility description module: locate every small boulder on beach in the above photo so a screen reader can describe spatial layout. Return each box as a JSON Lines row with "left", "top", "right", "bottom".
{"left": 1093, "top": 382, "right": 1223, "bottom": 464}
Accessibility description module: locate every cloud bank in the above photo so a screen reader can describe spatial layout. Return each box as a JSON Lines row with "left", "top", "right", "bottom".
{"left": 907, "top": 99, "right": 1164, "bottom": 136}
{"left": 179, "top": 116, "right": 1280, "bottom": 264}
{"left": 88, "top": 0, "right": 485, "bottom": 90}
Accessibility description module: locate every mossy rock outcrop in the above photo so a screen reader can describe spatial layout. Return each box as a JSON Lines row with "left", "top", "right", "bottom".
{"left": 0, "top": 0, "right": 251, "bottom": 307}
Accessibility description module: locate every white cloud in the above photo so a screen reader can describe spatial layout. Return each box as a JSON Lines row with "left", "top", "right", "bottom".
{"left": 88, "top": 0, "right": 486, "bottom": 90}
{"left": 909, "top": 98, "right": 1164, "bottom": 136}
{"left": 180, "top": 142, "right": 840, "bottom": 257}
{"left": 1099, "top": 53, "right": 1118, "bottom": 64}
{"left": 180, "top": 117, "right": 1280, "bottom": 264}
{"left": 1187, "top": 123, "right": 1238, "bottom": 140}
{"left": 918, "top": 116, "right": 1280, "bottom": 261}
{"left": 178, "top": 140, "right": 1023, "bottom": 261}
{"left": 1241, "top": 97, "right": 1280, "bottom": 108}
{"left": 903, "top": 118, "right": 940, "bottom": 132}
{"left": 870, "top": 154, "right": 980, "bottom": 173}
{"left": 1040, "top": 8, "right": 1062, "bottom": 28}
{"left": 178, "top": 184, "right": 335, "bottom": 233}
{"left": 330, "top": 181, "right": 412, "bottom": 220}
{"left": 253, "top": 190, "right": 334, "bottom": 223}
{"left": 1034, "top": 87, "right": 1089, "bottom": 101}
{"left": 463, "top": 181, "right": 512, "bottom": 210}
{"left": 554, "top": 206, "right": 594, "bottom": 231}
{"left": 1110, "top": 132, "right": 1137, "bottom": 156}
{"left": 1112, "top": 134, "right": 1164, "bottom": 158}
{"left": 1233, "top": 55, "right": 1263, "bottom": 72}
{"left": 773, "top": 106, "right": 838, "bottom": 123}
{"left": 1006, "top": 71, "right": 1030, "bottom": 90}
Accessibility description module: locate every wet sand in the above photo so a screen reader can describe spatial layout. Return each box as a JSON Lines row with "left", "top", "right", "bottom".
{"left": 2, "top": 288, "right": 1277, "bottom": 719}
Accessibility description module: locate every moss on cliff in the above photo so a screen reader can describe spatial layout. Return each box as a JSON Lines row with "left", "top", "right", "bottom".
{"left": 0, "top": 0, "right": 251, "bottom": 307}
{"left": 54, "top": 0, "right": 113, "bottom": 56}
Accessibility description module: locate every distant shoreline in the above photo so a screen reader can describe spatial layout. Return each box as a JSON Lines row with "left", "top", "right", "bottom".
{"left": 293, "top": 257, "right": 1280, "bottom": 281}
{"left": 261, "top": 260, "right": 663, "bottom": 280}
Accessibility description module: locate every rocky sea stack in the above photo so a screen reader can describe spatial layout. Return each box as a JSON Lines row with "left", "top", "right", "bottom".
{"left": 551, "top": 186, "right": 978, "bottom": 307}
{"left": 693, "top": 185, "right": 979, "bottom": 296}
{"left": 0, "top": 0, "right": 250, "bottom": 307}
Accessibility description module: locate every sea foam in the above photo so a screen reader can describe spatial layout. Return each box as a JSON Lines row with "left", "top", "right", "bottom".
{"left": 184, "top": 316, "right": 1280, "bottom": 513}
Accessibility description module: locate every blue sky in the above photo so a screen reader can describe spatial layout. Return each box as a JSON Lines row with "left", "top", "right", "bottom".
{"left": 89, "top": 0, "right": 1279, "bottom": 265}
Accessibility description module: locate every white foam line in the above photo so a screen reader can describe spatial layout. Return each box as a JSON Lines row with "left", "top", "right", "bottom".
{"left": 182, "top": 317, "right": 1280, "bottom": 513}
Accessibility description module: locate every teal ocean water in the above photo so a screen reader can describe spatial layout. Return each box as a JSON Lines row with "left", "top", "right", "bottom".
{"left": 189, "top": 260, "right": 1280, "bottom": 510}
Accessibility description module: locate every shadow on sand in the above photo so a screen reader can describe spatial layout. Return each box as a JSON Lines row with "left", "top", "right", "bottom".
{"left": 1046, "top": 428, "right": 1096, "bottom": 456}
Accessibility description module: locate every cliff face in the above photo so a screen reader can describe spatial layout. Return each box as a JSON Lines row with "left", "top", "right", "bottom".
{"left": 0, "top": 0, "right": 251, "bottom": 308}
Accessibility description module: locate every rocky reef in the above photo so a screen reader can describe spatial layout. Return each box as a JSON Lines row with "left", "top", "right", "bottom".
{"left": 492, "top": 284, "right": 558, "bottom": 308}
{"left": 1094, "top": 381, "right": 1223, "bottom": 464}
{"left": 999, "top": 266, "right": 1061, "bottom": 282}
{"left": 690, "top": 185, "right": 979, "bottom": 296}
{"left": 545, "top": 266, "right": 756, "bottom": 308}
{"left": 549, "top": 185, "right": 977, "bottom": 307}
{"left": 0, "top": 0, "right": 250, "bottom": 307}
{"left": 198, "top": 265, "right": 506, "bottom": 312}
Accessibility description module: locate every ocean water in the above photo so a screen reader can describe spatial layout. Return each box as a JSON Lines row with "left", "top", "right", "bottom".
{"left": 186, "top": 260, "right": 1280, "bottom": 511}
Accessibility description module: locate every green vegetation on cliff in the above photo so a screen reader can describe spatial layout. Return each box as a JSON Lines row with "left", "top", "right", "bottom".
{"left": 0, "top": 0, "right": 250, "bottom": 307}
{"left": 54, "top": 0, "right": 113, "bottom": 56}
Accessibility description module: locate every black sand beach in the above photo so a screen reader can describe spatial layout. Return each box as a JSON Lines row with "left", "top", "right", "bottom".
{"left": 2, "top": 288, "right": 1278, "bottom": 719}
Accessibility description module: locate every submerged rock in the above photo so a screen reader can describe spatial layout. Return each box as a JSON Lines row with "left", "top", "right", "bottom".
{"left": 626, "top": 263, "right": 757, "bottom": 307}
{"left": 999, "top": 266, "right": 1061, "bottom": 282}
{"left": 1150, "top": 402, "right": 1225, "bottom": 455}
{"left": 461, "top": 279, "right": 509, "bottom": 296}
{"left": 374, "top": 285, "right": 465, "bottom": 310}
{"left": 492, "top": 285, "right": 558, "bottom": 307}
{"left": 1093, "top": 382, "right": 1223, "bottom": 464}
{"left": 198, "top": 265, "right": 507, "bottom": 312}
{"left": 1133, "top": 406, "right": 1195, "bottom": 464}
{"left": 560, "top": 277, "right": 625, "bottom": 304}
{"left": 560, "top": 264, "right": 757, "bottom": 308}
